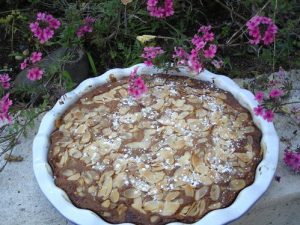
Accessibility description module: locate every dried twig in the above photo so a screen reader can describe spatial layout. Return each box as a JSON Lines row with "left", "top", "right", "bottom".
{"left": 272, "top": 0, "right": 278, "bottom": 72}
{"left": 214, "top": 0, "right": 247, "bottom": 21}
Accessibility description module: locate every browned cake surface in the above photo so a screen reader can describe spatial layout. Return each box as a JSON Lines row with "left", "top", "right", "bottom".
{"left": 48, "top": 74, "right": 262, "bottom": 225}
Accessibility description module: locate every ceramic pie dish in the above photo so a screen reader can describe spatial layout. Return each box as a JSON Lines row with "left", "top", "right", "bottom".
{"left": 33, "top": 63, "right": 279, "bottom": 225}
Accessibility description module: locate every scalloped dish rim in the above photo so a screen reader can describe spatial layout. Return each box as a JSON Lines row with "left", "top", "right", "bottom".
{"left": 33, "top": 63, "right": 279, "bottom": 225}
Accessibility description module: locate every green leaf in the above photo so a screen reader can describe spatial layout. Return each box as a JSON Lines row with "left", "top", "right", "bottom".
{"left": 62, "top": 70, "right": 75, "bottom": 91}
{"left": 86, "top": 52, "right": 98, "bottom": 76}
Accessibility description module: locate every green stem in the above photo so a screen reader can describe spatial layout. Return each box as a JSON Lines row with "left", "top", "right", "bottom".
{"left": 161, "top": 20, "right": 183, "bottom": 38}
{"left": 272, "top": 0, "right": 278, "bottom": 72}
{"left": 280, "top": 101, "right": 300, "bottom": 106}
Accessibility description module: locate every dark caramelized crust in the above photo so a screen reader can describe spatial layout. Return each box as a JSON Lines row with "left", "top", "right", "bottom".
{"left": 48, "top": 74, "right": 262, "bottom": 225}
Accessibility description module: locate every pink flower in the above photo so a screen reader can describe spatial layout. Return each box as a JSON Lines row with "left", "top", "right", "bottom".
{"left": 30, "top": 12, "right": 60, "bottom": 44}
{"left": 269, "top": 89, "right": 284, "bottom": 98}
{"left": 76, "top": 25, "right": 93, "bottom": 37}
{"left": 39, "top": 27, "right": 54, "bottom": 44}
{"left": 27, "top": 67, "right": 44, "bottom": 81}
{"left": 204, "top": 44, "right": 217, "bottom": 59}
{"left": 0, "top": 73, "right": 11, "bottom": 89}
{"left": 172, "top": 47, "right": 188, "bottom": 65}
{"left": 246, "top": 16, "right": 278, "bottom": 46}
{"left": 147, "top": 0, "right": 174, "bottom": 18}
{"left": 141, "top": 46, "right": 164, "bottom": 66}
{"left": 284, "top": 150, "right": 300, "bottom": 173}
{"left": 20, "top": 59, "right": 28, "bottom": 70}
{"left": 191, "top": 35, "right": 206, "bottom": 51}
{"left": 128, "top": 67, "right": 148, "bottom": 98}
{"left": 211, "top": 59, "right": 223, "bottom": 69}
{"left": 172, "top": 25, "right": 216, "bottom": 73}
{"left": 278, "top": 67, "right": 285, "bottom": 78}
{"left": 76, "top": 16, "right": 96, "bottom": 38}
{"left": 263, "top": 109, "right": 274, "bottom": 122}
{"left": 0, "top": 93, "right": 13, "bottom": 124}
{"left": 254, "top": 105, "right": 264, "bottom": 116}
{"left": 187, "top": 50, "right": 203, "bottom": 73}
{"left": 254, "top": 91, "right": 264, "bottom": 102}
{"left": 84, "top": 16, "right": 96, "bottom": 24}
{"left": 46, "top": 15, "right": 61, "bottom": 30}
{"left": 30, "top": 52, "right": 42, "bottom": 63}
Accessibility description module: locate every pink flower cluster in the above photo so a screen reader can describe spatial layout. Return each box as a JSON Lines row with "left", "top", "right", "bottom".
{"left": 0, "top": 73, "right": 11, "bottom": 89}
{"left": 0, "top": 93, "right": 13, "bottom": 124}
{"left": 20, "top": 51, "right": 44, "bottom": 81}
{"left": 147, "top": 0, "right": 174, "bottom": 18}
{"left": 128, "top": 67, "right": 148, "bottom": 98}
{"left": 20, "top": 51, "right": 43, "bottom": 70}
{"left": 284, "top": 149, "right": 300, "bottom": 173}
{"left": 253, "top": 88, "right": 285, "bottom": 122}
{"left": 172, "top": 25, "right": 217, "bottom": 73}
{"left": 27, "top": 67, "right": 44, "bottom": 81}
{"left": 141, "top": 47, "right": 165, "bottom": 66}
{"left": 246, "top": 16, "right": 278, "bottom": 45}
{"left": 30, "top": 12, "right": 61, "bottom": 44}
{"left": 77, "top": 16, "right": 96, "bottom": 38}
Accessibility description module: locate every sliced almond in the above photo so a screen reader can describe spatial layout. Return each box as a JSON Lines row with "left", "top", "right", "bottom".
{"left": 69, "top": 148, "right": 82, "bottom": 159}
{"left": 236, "top": 152, "right": 253, "bottom": 163}
{"left": 52, "top": 146, "right": 61, "bottom": 156}
{"left": 237, "top": 113, "right": 249, "bottom": 121}
{"left": 75, "top": 124, "right": 87, "bottom": 134}
{"left": 243, "top": 126, "right": 255, "bottom": 133}
{"left": 230, "top": 179, "right": 246, "bottom": 191}
{"left": 67, "top": 173, "right": 80, "bottom": 181}
{"left": 81, "top": 131, "right": 91, "bottom": 144}
{"left": 102, "top": 212, "right": 111, "bottom": 217}
{"left": 57, "top": 151, "right": 68, "bottom": 168}
{"left": 208, "top": 202, "right": 221, "bottom": 210}
{"left": 82, "top": 171, "right": 93, "bottom": 184}
{"left": 101, "top": 199, "right": 110, "bottom": 208}
{"left": 195, "top": 186, "right": 208, "bottom": 200}
{"left": 182, "top": 104, "right": 194, "bottom": 111}
{"left": 124, "top": 188, "right": 141, "bottom": 199}
{"left": 62, "top": 169, "right": 75, "bottom": 177}
{"left": 192, "top": 154, "right": 201, "bottom": 169}
{"left": 132, "top": 197, "right": 146, "bottom": 214}
{"left": 160, "top": 201, "right": 180, "bottom": 216}
{"left": 119, "top": 89, "right": 128, "bottom": 98}
{"left": 199, "top": 175, "right": 213, "bottom": 185}
{"left": 141, "top": 171, "right": 165, "bottom": 184}
{"left": 98, "top": 176, "right": 113, "bottom": 200}
{"left": 143, "top": 200, "right": 163, "bottom": 213}
{"left": 150, "top": 215, "right": 160, "bottom": 223}
{"left": 178, "top": 111, "right": 190, "bottom": 119}
{"left": 152, "top": 99, "right": 164, "bottom": 110}
{"left": 173, "top": 99, "right": 186, "bottom": 107}
{"left": 198, "top": 200, "right": 206, "bottom": 216}
{"left": 184, "top": 185, "right": 195, "bottom": 197}
{"left": 196, "top": 109, "right": 208, "bottom": 118}
{"left": 88, "top": 185, "right": 97, "bottom": 197}
{"left": 119, "top": 106, "right": 130, "bottom": 115}
{"left": 110, "top": 188, "right": 120, "bottom": 203}
{"left": 186, "top": 202, "right": 199, "bottom": 217}
{"left": 167, "top": 136, "right": 186, "bottom": 150}
{"left": 180, "top": 205, "right": 190, "bottom": 216}
{"left": 177, "top": 152, "right": 191, "bottom": 166}
{"left": 210, "top": 185, "right": 220, "bottom": 201}
{"left": 165, "top": 191, "right": 180, "bottom": 201}
{"left": 117, "top": 204, "right": 127, "bottom": 215}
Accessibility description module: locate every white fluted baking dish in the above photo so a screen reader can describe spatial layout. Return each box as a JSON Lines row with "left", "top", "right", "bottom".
{"left": 33, "top": 63, "right": 279, "bottom": 225}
